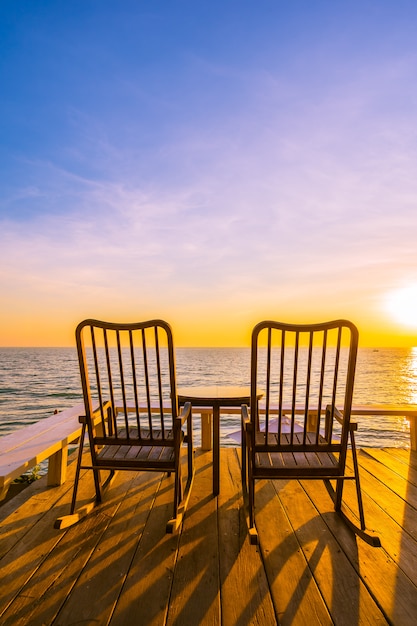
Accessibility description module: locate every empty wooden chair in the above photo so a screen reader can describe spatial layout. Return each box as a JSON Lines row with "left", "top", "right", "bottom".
{"left": 55, "top": 319, "right": 194, "bottom": 532}
{"left": 241, "top": 320, "right": 379, "bottom": 546}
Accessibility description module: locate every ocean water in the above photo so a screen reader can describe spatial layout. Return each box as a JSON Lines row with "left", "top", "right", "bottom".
{"left": 0, "top": 347, "right": 416, "bottom": 449}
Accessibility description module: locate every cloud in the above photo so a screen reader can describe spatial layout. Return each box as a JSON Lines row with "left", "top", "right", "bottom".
{"left": 2, "top": 30, "right": 417, "bottom": 343}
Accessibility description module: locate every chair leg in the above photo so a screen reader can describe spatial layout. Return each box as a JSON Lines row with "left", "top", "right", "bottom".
{"left": 69, "top": 423, "right": 86, "bottom": 515}
{"left": 93, "top": 468, "right": 103, "bottom": 502}
{"left": 241, "top": 444, "right": 258, "bottom": 545}
{"left": 350, "top": 430, "right": 366, "bottom": 531}
{"left": 335, "top": 476, "right": 344, "bottom": 513}
{"left": 324, "top": 433, "right": 381, "bottom": 547}
{"left": 323, "top": 476, "right": 380, "bottom": 547}
{"left": 241, "top": 417, "right": 247, "bottom": 488}
{"left": 248, "top": 464, "right": 255, "bottom": 524}
{"left": 166, "top": 428, "right": 195, "bottom": 534}
{"left": 168, "top": 448, "right": 180, "bottom": 525}
{"left": 187, "top": 419, "right": 194, "bottom": 481}
{"left": 247, "top": 478, "right": 258, "bottom": 544}
{"left": 177, "top": 460, "right": 184, "bottom": 506}
{"left": 54, "top": 424, "right": 95, "bottom": 530}
{"left": 54, "top": 424, "right": 116, "bottom": 530}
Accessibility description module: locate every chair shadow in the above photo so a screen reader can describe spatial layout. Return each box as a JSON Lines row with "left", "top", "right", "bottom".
{"left": 254, "top": 478, "right": 362, "bottom": 625}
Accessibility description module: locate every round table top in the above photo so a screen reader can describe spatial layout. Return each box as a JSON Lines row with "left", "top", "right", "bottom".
{"left": 178, "top": 385, "right": 263, "bottom": 404}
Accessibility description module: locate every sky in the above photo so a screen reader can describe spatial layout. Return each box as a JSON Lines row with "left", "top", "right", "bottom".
{"left": 1, "top": 0, "right": 417, "bottom": 347}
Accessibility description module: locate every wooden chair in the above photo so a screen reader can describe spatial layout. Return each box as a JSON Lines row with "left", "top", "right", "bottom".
{"left": 241, "top": 320, "right": 380, "bottom": 546}
{"left": 55, "top": 319, "right": 194, "bottom": 532}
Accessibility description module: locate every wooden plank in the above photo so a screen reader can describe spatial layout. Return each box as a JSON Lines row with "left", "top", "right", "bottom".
{"left": 166, "top": 451, "right": 221, "bottom": 625}
{"left": 254, "top": 479, "right": 333, "bottom": 625}
{"left": 1, "top": 446, "right": 417, "bottom": 625}
{"left": 0, "top": 466, "right": 161, "bottom": 626}
{"left": 0, "top": 402, "right": 105, "bottom": 473}
{"left": 383, "top": 447, "right": 417, "bottom": 472}
{"left": 302, "top": 478, "right": 417, "bottom": 626}
{"left": 0, "top": 453, "right": 79, "bottom": 559}
{"left": 1, "top": 508, "right": 112, "bottom": 626}
{"left": 53, "top": 470, "right": 166, "bottom": 626}
{"left": 0, "top": 404, "right": 100, "bottom": 495}
{"left": 361, "top": 448, "right": 417, "bottom": 487}
{"left": 350, "top": 404, "right": 417, "bottom": 416}
{"left": 0, "top": 404, "right": 84, "bottom": 454}
{"left": 357, "top": 450, "right": 417, "bottom": 517}
{"left": 7, "top": 417, "right": 81, "bottom": 455}
{"left": 47, "top": 446, "right": 69, "bottom": 485}
{"left": 109, "top": 472, "right": 182, "bottom": 625}
{"left": 0, "top": 465, "right": 98, "bottom": 619}
{"left": 275, "top": 478, "right": 387, "bottom": 625}
{"left": 344, "top": 456, "right": 414, "bottom": 539}
{"left": 218, "top": 448, "right": 277, "bottom": 625}
{"left": 345, "top": 457, "right": 417, "bottom": 585}
{"left": 201, "top": 409, "right": 213, "bottom": 450}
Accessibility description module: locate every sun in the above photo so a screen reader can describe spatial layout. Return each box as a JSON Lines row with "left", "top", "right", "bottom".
{"left": 385, "top": 284, "right": 417, "bottom": 328}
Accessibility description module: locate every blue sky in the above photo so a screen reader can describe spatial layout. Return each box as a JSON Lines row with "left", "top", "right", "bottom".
{"left": 1, "top": 1, "right": 417, "bottom": 346}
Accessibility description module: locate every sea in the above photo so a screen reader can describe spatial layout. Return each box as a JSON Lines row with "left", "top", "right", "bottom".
{"left": 1, "top": 347, "right": 416, "bottom": 452}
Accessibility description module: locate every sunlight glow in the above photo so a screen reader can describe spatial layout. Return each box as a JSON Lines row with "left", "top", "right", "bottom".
{"left": 385, "top": 285, "right": 417, "bottom": 329}
{"left": 406, "top": 346, "right": 417, "bottom": 404}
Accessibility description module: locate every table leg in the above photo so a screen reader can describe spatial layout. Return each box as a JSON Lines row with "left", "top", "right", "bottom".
{"left": 200, "top": 409, "right": 212, "bottom": 450}
{"left": 213, "top": 404, "right": 220, "bottom": 495}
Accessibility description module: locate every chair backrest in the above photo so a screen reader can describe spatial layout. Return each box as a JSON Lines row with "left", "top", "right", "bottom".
{"left": 250, "top": 320, "right": 358, "bottom": 465}
{"left": 76, "top": 319, "right": 178, "bottom": 443}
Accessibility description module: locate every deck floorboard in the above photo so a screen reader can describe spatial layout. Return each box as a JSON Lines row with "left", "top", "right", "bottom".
{"left": 1, "top": 447, "right": 416, "bottom": 625}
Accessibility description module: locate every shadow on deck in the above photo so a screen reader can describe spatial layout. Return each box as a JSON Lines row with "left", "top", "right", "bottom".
{"left": 1, "top": 446, "right": 417, "bottom": 625}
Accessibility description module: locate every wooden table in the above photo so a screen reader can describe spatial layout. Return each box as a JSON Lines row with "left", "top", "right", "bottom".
{"left": 178, "top": 386, "right": 262, "bottom": 495}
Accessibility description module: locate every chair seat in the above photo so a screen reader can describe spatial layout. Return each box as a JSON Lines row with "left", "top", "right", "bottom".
{"left": 96, "top": 427, "right": 176, "bottom": 444}
{"left": 253, "top": 429, "right": 341, "bottom": 475}
{"left": 253, "top": 449, "right": 340, "bottom": 472}
{"left": 96, "top": 427, "right": 180, "bottom": 467}
{"left": 254, "top": 430, "right": 339, "bottom": 449}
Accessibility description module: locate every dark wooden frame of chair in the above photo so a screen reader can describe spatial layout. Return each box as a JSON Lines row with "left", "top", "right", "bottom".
{"left": 241, "top": 319, "right": 380, "bottom": 547}
{"left": 55, "top": 319, "right": 194, "bottom": 533}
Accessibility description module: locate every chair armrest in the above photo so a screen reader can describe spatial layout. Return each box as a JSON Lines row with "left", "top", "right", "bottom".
{"left": 177, "top": 401, "right": 192, "bottom": 426}
{"left": 330, "top": 405, "right": 358, "bottom": 431}
{"left": 241, "top": 404, "right": 252, "bottom": 432}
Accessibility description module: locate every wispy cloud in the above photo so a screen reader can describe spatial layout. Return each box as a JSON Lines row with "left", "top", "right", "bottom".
{"left": 2, "top": 2, "right": 417, "bottom": 344}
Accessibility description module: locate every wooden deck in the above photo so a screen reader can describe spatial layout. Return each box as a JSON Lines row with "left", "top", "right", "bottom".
{"left": 1, "top": 446, "right": 417, "bottom": 625}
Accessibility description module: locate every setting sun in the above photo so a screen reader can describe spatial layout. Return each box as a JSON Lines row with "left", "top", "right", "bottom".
{"left": 385, "top": 284, "right": 417, "bottom": 328}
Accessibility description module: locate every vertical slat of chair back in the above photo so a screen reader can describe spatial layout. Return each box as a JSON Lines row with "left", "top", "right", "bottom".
{"left": 128, "top": 329, "right": 141, "bottom": 437}
{"left": 326, "top": 327, "right": 342, "bottom": 443}
{"left": 291, "top": 331, "right": 299, "bottom": 443}
{"left": 278, "top": 329, "right": 285, "bottom": 436}
{"left": 264, "top": 328, "right": 272, "bottom": 438}
{"left": 103, "top": 328, "right": 117, "bottom": 435}
{"left": 141, "top": 327, "right": 153, "bottom": 436}
{"left": 89, "top": 325, "right": 109, "bottom": 435}
{"left": 316, "top": 329, "right": 327, "bottom": 444}
{"left": 116, "top": 329, "right": 130, "bottom": 436}
{"left": 302, "top": 331, "right": 313, "bottom": 445}
{"left": 251, "top": 320, "right": 358, "bottom": 453}
{"left": 76, "top": 319, "right": 178, "bottom": 443}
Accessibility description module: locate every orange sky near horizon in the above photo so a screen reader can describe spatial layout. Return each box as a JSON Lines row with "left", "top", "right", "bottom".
{"left": 1, "top": 288, "right": 417, "bottom": 348}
